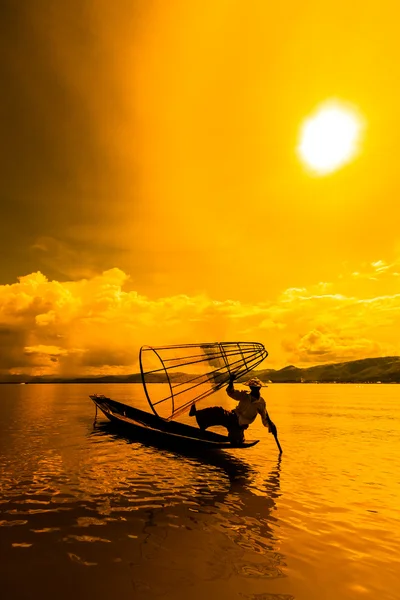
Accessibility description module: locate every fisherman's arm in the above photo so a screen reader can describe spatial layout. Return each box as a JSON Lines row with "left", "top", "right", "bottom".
{"left": 258, "top": 400, "right": 274, "bottom": 432}
{"left": 226, "top": 374, "right": 243, "bottom": 401}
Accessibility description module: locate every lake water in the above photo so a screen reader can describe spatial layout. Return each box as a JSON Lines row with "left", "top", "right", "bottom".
{"left": 0, "top": 383, "right": 399, "bottom": 600}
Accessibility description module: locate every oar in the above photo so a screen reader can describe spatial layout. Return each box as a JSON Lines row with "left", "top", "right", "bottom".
{"left": 267, "top": 418, "right": 283, "bottom": 454}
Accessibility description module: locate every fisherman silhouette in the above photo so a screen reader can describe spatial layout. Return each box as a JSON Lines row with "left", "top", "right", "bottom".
{"left": 190, "top": 374, "right": 281, "bottom": 451}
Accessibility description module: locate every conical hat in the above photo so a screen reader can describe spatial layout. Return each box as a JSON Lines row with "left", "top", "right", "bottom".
{"left": 243, "top": 377, "right": 267, "bottom": 388}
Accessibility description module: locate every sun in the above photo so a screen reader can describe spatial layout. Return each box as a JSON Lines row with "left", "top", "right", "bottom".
{"left": 298, "top": 101, "right": 363, "bottom": 175}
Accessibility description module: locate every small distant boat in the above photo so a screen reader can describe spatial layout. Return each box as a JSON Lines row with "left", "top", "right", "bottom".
{"left": 90, "top": 394, "right": 259, "bottom": 450}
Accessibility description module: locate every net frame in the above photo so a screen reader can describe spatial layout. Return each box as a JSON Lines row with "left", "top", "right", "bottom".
{"left": 139, "top": 341, "right": 268, "bottom": 420}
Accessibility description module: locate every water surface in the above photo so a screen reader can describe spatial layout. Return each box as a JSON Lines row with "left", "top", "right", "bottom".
{"left": 0, "top": 383, "right": 399, "bottom": 599}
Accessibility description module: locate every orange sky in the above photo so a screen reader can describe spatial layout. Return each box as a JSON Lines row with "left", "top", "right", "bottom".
{"left": 1, "top": 0, "right": 400, "bottom": 377}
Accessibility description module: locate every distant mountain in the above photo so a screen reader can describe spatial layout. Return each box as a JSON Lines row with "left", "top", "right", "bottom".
{"left": 0, "top": 371, "right": 194, "bottom": 384}
{"left": 2, "top": 356, "right": 400, "bottom": 384}
{"left": 243, "top": 356, "right": 400, "bottom": 383}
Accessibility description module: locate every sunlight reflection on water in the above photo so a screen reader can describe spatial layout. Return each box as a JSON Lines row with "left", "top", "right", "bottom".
{"left": 0, "top": 383, "right": 399, "bottom": 600}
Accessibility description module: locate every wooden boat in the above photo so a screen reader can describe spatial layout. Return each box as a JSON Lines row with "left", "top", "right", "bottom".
{"left": 90, "top": 394, "right": 259, "bottom": 450}
{"left": 88, "top": 341, "right": 279, "bottom": 451}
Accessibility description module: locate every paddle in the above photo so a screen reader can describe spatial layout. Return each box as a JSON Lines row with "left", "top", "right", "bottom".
{"left": 267, "top": 417, "right": 283, "bottom": 454}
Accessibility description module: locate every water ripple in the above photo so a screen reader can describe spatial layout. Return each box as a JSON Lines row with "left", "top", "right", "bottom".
{"left": 0, "top": 383, "right": 399, "bottom": 600}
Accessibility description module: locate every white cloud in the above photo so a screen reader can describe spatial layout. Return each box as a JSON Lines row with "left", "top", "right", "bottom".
{"left": 2, "top": 264, "right": 400, "bottom": 377}
{"left": 283, "top": 328, "right": 387, "bottom": 364}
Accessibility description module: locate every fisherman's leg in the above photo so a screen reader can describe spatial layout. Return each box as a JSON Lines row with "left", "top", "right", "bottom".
{"left": 189, "top": 406, "right": 227, "bottom": 430}
{"left": 192, "top": 407, "right": 244, "bottom": 441}
{"left": 228, "top": 429, "right": 244, "bottom": 444}
{"left": 227, "top": 415, "right": 248, "bottom": 444}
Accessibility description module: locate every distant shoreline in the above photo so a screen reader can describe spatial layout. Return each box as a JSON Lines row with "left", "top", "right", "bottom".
{"left": 2, "top": 356, "right": 400, "bottom": 384}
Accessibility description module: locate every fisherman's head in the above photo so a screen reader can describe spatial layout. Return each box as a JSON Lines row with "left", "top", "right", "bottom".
{"left": 243, "top": 377, "right": 266, "bottom": 394}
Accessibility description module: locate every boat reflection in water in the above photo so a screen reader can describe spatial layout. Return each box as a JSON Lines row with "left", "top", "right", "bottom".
{"left": 89, "top": 420, "right": 290, "bottom": 600}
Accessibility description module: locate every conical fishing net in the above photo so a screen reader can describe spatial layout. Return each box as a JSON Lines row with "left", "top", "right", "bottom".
{"left": 139, "top": 342, "right": 268, "bottom": 419}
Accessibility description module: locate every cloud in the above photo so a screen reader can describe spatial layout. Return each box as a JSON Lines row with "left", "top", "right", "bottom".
{"left": 30, "top": 237, "right": 101, "bottom": 280}
{"left": 0, "top": 269, "right": 276, "bottom": 377}
{"left": 282, "top": 328, "right": 385, "bottom": 364}
{"left": 277, "top": 282, "right": 400, "bottom": 364}
{"left": 2, "top": 265, "right": 400, "bottom": 378}
{"left": 351, "top": 259, "right": 400, "bottom": 281}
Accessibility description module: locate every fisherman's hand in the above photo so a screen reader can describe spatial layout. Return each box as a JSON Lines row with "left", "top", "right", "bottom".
{"left": 229, "top": 373, "right": 236, "bottom": 382}
{"left": 268, "top": 420, "right": 277, "bottom": 437}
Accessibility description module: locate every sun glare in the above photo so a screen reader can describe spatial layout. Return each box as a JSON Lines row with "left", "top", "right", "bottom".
{"left": 298, "top": 101, "right": 363, "bottom": 175}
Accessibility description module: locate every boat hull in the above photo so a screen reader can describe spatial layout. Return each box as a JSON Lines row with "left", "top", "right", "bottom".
{"left": 90, "top": 395, "right": 259, "bottom": 450}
